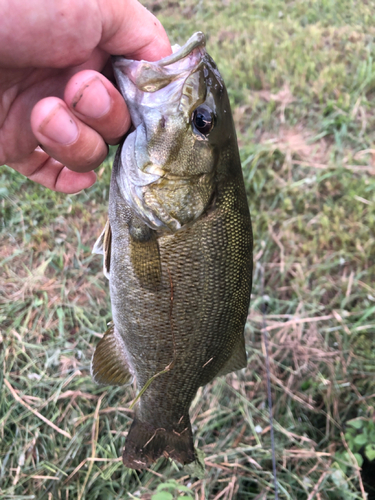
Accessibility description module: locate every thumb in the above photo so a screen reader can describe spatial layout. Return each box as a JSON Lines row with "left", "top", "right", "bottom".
{"left": 99, "top": 0, "right": 172, "bottom": 61}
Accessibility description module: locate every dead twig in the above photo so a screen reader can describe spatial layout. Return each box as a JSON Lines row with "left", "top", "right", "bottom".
{"left": 306, "top": 470, "right": 329, "bottom": 500}
{"left": 4, "top": 379, "right": 71, "bottom": 439}
{"left": 77, "top": 393, "right": 106, "bottom": 500}
{"left": 340, "top": 431, "right": 367, "bottom": 500}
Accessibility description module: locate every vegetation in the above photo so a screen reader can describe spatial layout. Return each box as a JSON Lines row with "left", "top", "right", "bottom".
{"left": 1, "top": 0, "right": 375, "bottom": 498}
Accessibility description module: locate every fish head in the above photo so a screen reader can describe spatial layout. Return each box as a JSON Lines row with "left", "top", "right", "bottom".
{"left": 113, "top": 32, "right": 235, "bottom": 232}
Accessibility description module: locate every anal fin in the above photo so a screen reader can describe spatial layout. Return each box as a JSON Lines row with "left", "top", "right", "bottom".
{"left": 91, "top": 324, "right": 132, "bottom": 386}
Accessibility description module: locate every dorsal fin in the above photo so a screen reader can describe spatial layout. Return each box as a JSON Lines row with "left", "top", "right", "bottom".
{"left": 91, "top": 324, "right": 132, "bottom": 386}
{"left": 92, "top": 221, "right": 111, "bottom": 279}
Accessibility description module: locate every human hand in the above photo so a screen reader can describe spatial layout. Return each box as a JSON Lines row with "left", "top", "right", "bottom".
{"left": 0, "top": 0, "right": 171, "bottom": 193}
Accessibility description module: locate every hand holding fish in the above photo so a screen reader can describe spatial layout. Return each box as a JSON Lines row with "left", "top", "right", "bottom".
{"left": 0, "top": 0, "right": 171, "bottom": 193}
{"left": 93, "top": 33, "right": 253, "bottom": 469}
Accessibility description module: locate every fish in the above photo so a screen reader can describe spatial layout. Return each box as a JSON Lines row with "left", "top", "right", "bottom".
{"left": 92, "top": 32, "right": 253, "bottom": 470}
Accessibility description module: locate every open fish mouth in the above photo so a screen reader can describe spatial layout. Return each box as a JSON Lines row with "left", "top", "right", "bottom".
{"left": 112, "top": 32, "right": 206, "bottom": 96}
{"left": 112, "top": 31, "right": 208, "bottom": 129}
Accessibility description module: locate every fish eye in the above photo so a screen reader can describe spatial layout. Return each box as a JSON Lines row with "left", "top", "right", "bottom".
{"left": 192, "top": 106, "right": 214, "bottom": 135}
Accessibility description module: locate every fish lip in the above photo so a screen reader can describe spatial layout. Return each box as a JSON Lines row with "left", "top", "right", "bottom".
{"left": 151, "top": 31, "right": 206, "bottom": 67}
{"left": 112, "top": 31, "right": 206, "bottom": 68}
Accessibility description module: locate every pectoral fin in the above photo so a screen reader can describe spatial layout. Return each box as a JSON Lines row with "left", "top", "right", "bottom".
{"left": 91, "top": 324, "right": 132, "bottom": 386}
{"left": 92, "top": 220, "right": 111, "bottom": 279}
{"left": 216, "top": 336, "right": 247, "bottom": 378}
{"left": 129, "top": 218, "right": 161, "bottom": 290}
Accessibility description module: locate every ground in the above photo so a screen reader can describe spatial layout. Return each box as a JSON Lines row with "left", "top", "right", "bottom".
{"left": 1, "top": 1, "right": 375, "bottom": 499}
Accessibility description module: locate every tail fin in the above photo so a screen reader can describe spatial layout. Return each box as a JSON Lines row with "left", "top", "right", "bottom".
{"left": 122, "top": 416, "right": 195, "bottom": 469}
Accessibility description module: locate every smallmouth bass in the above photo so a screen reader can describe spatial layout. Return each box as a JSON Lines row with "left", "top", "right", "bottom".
{"left": 92, "top": 32, "right": 252, "bottom": 469}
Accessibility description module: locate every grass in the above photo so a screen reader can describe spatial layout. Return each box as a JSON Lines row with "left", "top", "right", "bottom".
{"left": 1, "top": 0, "right": 375, "bottom": 498}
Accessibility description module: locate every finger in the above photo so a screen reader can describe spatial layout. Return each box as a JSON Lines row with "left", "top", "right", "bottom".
{"left": 30, "top": 161, "right": 97, "bottom": 193}
{"left": 0, "top": 0, "right": 171, "bottom": 68}
{"left": 64, "top": 70, "right": 130, "bottom": 145}
{"left": 7, "top": 147, "right": 96, "bottom": 193}
{"left": 99, "top": 0, "right": 172, "bottom": 61}
{"left": 30, "top": 97, "right": 108, "bottom": 173}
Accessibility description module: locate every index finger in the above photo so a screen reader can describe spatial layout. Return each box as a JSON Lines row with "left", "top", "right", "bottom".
{"left": 99, "top": 0, "right": 172, "bottom": 62}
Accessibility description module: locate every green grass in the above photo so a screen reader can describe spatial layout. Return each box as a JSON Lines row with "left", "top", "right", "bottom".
{"left": 1, "top": 0, "right": 375, "bottom": 498}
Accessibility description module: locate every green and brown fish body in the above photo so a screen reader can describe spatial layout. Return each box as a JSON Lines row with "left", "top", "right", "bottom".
{"left": 92, "top": 33, "right": 252, "bottom": 469}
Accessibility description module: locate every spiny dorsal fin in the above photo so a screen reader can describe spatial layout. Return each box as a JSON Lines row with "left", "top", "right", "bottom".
{"left": 215, "top": 335, "right": 247, "bottom": 378}
{"left": 91, "top": 324, "right": 132, "bottom": 386}
{"left": 92, "top": 220, "right": 111, "bottom": 279}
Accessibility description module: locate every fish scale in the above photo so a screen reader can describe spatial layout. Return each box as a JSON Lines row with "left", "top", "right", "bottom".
{"left": 92, "top": 32, "right": 252, "bottom": 469}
